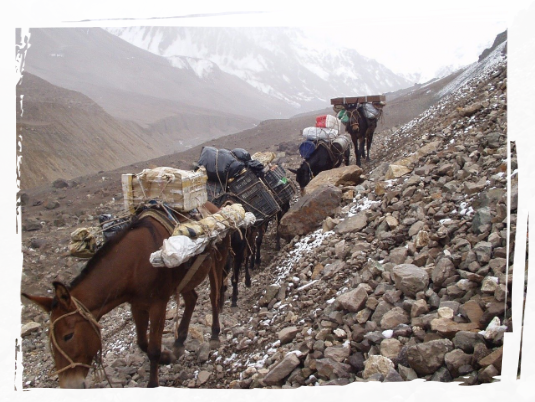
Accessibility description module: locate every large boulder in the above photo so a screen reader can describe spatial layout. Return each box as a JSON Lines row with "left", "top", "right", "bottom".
{"left": 279, "top": 185, "right": 342, "bottom": 240}
{"left": 304, "top": 165, "right": 363, "bottom": 195}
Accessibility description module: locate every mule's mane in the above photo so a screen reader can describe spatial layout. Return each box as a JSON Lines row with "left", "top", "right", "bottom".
{"left": 69, "top": 216, "right": 160, "bottom": 289}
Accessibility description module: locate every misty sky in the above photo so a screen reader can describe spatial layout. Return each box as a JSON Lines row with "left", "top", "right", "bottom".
{"left": 242, "top": 0, "right": 532, "bottom": 79}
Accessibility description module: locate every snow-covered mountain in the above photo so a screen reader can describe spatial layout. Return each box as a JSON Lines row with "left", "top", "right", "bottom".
{"left": 105, "top": 27, "right": 413, "bottom": 111}
{"left": 0, "top": 0, "right": 290, "bottom": 125}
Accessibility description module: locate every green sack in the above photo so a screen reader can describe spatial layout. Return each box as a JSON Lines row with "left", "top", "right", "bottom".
{"left": 337, "top": 110, "right": 349, "bottom": 124}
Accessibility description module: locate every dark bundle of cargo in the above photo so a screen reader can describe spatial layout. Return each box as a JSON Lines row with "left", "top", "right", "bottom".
{"left": 197, "top": 146, "right": 246, "bottom": 185}
{"left": 231, "top": 148, "right": 265, "bottom": 178}
{"left": 262, "top": 164, "right": 296, "bottom": 206}
{"left": 200, "top": 147, "right": 280, "bottom": 225}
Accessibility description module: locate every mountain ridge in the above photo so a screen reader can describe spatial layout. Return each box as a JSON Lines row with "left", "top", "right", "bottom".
{"left": 105, "top": 26, "right": 413, "bottom": 109}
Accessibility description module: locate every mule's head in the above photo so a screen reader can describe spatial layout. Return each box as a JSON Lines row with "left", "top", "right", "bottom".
{"left": 347, "top": 108, "right": 361, "bottom": 133}
{"left": 22, "top": 282, "right": 101, "bottom": 388}
{"left": 288, "top": 162, "right": 311, "bottom": 195}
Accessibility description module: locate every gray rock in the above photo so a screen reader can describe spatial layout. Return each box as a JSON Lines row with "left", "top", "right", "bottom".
{"left": 392, "top": 264, "right": 429, "bottom": 297}
{"left": 432, "top": 257, "right": 457, "bottom": 288}
{"left": 362, "top": 355, "right": 395, "bottom": 379}
{"left": 263, "top": 353, "right": 301, "bottom": 385}
{"left": 334, "top": 212, "right": 368, "bottom": 234}
{"left": 445, "top": 349, "right": 472, "bottom": 378}
{"left": 472, "top": 207, "right": 492, "bottom": 234}
{"left": 324, "top": 343, "right": 350, "bottom": 363}
{"left": 315, "top": 357, "right": 352, "bottom": 380}
{"left": 407, "top": 339, "right": 454, "bottom": 375}
{"left": 52, "top": 178, "right": 69, "bottom": 188}
{"left": 334, "top": 286, "right": 368, "bottom": 313}
{"left": 278, "top": 326, "right": 299, "bottom": 345}
{"left": 380, "top": 307, "right": 409, "bottom": 330}
{"left": 23, "top": 220, "right": 42, "bottom": 232}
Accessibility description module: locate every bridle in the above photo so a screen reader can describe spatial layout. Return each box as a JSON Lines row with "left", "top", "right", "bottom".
{"left": 48, "top": 296, "right": 102, "bottom": 375}
{"left": 346, "top": 108, "right": 361, "bottom": 132}
{"left": 304, "top": 160, "right": 314, "bottom": 183}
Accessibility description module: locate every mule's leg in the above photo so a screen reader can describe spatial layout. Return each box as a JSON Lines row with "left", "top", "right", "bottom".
{"left": 353, "top": 136, "right": 361, "bottom": 167}
{"left": 208, "top": 264, "right": 221, "bottom": 348}
{"left": 231, "top": 248, "right": 243, "bottom": 307}
{"left": 246, "top": 228, "right": 256, "bottom": 276}
{"left": 173, "top": 289, "right": 198, "bottom": 358}
{"left": 366, "top": 126, "right": 376, "bottom": 161}
{"left": 219, "top": 255, "right": 232, "bottom": 312}
{"left": 359, "top": 136, "right": 366, "bottom": 160}
{"left": 254, "top": 225, "right": 265, "bottom": 268}
{"left": 229, "top": 231, "right": 244, "bottom": 307}
{"left": 146, "top": 301, "right": 169, "bottom": 388}
{"left": 275, "top": 223, "right": 282, "bottom": 251}
{"left": 131, "top": 305, "right": 149, "bottom": 353}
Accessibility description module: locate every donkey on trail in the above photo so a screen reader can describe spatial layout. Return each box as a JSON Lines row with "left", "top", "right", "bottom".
{"left": 344, "top": 105, "right": 379, "bottom": 167}
{"left": 289, "top": 136, "right": 351, "bottom": 193}
{"left": 22, "top": 203, "right": 231, "bottom": 388}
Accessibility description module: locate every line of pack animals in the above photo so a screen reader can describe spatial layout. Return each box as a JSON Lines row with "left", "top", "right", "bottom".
{"left": 22, "top": 96, "right": 385, "bottom": 388}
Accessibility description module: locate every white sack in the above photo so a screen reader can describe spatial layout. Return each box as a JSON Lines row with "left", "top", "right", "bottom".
{"left": 325, "top": 115, "right": 344, "bottom": 131}
{"left": 150, "top": 236, "right": 209, "bottom": 268}
{"left": 302, "top": 127, "right": 339, "bottom": 141}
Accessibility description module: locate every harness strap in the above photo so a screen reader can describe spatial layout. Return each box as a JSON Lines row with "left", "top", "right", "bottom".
{"left": 175, "top": 253, "right": 209, "bottom": 295}
{"left": 317, "top": 140, "right": 346, "bottom": 167}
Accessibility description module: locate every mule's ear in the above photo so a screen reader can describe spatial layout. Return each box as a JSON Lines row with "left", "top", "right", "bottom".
{"left": 288, "top": 168, "right": 298, "bottom": 174}
{"left": 21, "top": 293, "right": 54, "bottom": 313}
{"left": 52, "top": 282, "right": 72, "bottom": 308}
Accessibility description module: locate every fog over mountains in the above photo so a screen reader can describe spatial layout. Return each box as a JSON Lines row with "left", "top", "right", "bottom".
{"left": 104, "top": 27, "right": 413, "bottom": 110}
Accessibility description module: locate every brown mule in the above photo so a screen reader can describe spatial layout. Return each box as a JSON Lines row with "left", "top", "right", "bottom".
{"left": 22, "top": 203, "right": 230, "bottom": 388}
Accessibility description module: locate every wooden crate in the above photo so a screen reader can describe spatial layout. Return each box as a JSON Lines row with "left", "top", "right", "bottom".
{"left": 122, "top": 167, "right": 207, "bottom": 214}
{"left": 330, "top": 95, "right": 386, "bottom": 106}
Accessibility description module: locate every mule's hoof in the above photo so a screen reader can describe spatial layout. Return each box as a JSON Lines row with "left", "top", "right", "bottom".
{"left": 209, "top": 339, "right": 220, "bottom": 349}
{"left": 245, "top": 278, "right": 251, "bottom": 287}
{"left": 173, "top": 344, "right": 186, "bottom": 359}
{"left": 160, "top": 349, "right": 176, "bottom": 365}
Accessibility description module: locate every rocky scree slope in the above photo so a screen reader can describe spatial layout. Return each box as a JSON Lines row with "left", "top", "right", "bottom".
{"left": 19, "top": 52, "right": 515, "bottom": 388}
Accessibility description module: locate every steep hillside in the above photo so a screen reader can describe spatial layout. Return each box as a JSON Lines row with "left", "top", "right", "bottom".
{"left": 18, "top": 38, "right": 514, "bottom": 389}
{"left": 16, "top": 73, "right": 160, "bottom": 189}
